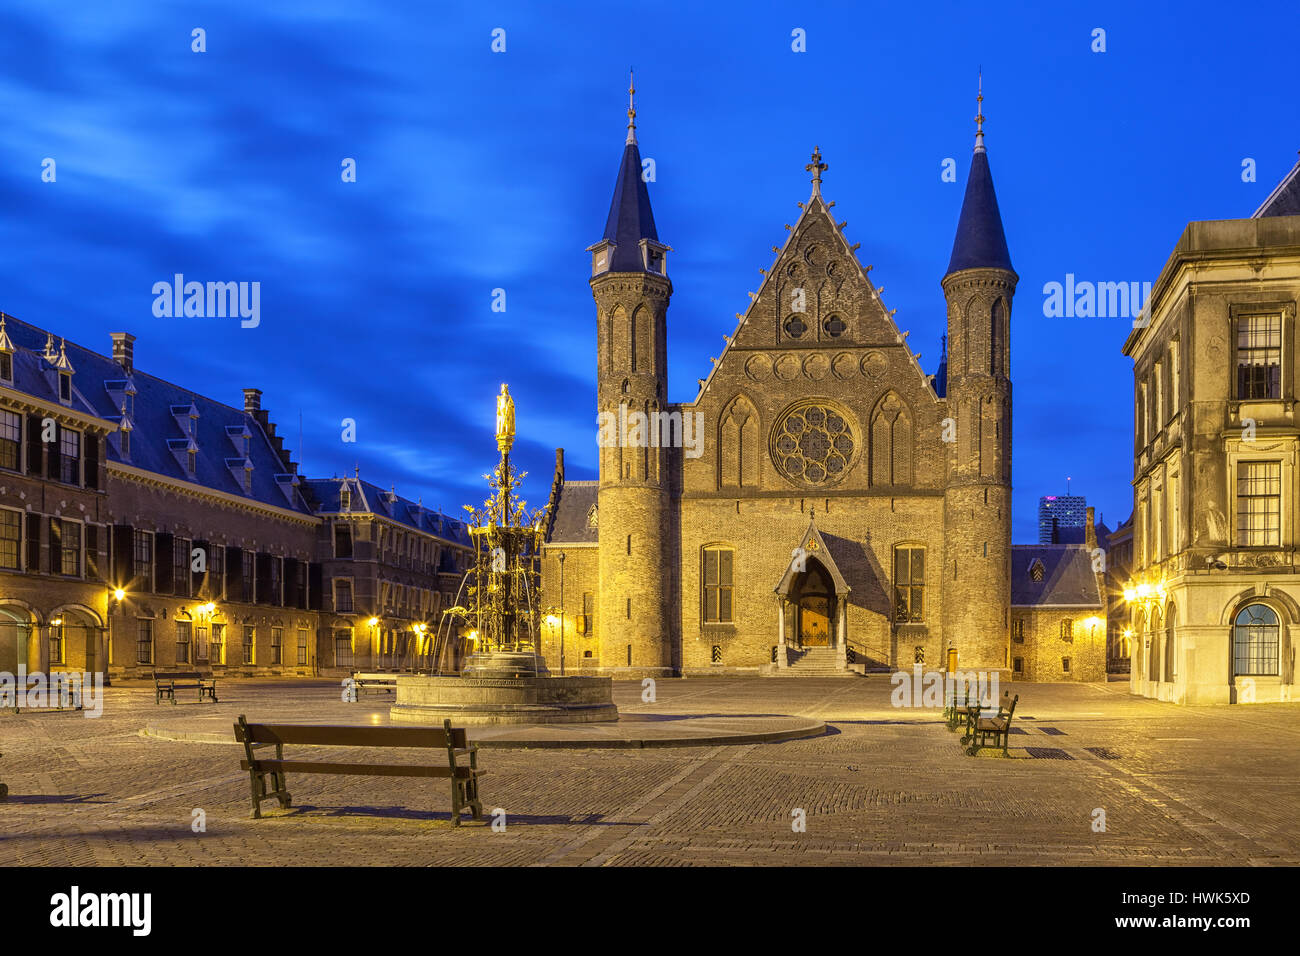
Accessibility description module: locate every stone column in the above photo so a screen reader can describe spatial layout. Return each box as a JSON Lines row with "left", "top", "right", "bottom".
{"left": 777, "top": 600, "right": 787, "bottom": 670}
{"left": 836, "top": 599, "right": 848, "bottom": 669}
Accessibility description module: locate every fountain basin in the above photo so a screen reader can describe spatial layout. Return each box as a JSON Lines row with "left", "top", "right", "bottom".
{"left": 390, "top": 673, "right": 618, "bottom": 725}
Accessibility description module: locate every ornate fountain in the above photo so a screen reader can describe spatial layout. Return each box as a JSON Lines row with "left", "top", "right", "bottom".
{"left": 390, "top": 385, "right": 618, "bottom": 725}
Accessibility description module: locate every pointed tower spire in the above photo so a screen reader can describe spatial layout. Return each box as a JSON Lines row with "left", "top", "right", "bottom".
{"left": 945, "top": 76, "right": 1013, "bottom": 277}
{"left": 626, "top": 68, "right": 637, "bottom": 145}
{"left": 590, "top": 73, "right": 668, "bottom": 276}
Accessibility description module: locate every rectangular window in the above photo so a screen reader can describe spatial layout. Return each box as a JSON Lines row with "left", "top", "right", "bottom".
{"left": 335, "top": 579, "right": 354, "bottom": 613}
{"left": 334, "top": 629, "right": 354, "bottom": 667}
{"left": 242, "top": 551, "right": 255, "bottom": 602}
{"left": 1237, "top": 461, "right": 1282, "bottom": 546}
{"left": 1060, "top": 619, "right": 1073, "bottom": 642}
{"left": 51, "top": 519, "right": 81, "bottom": 576}
{"left": 176, "top": 621, "right": 191, "bottom": 664}
{"left": 297, "top": 628, "right": 309, "bottom": 666}
{"left": 1062, "top": 657, "right": 1072, "bottom": 674}
{"left": 136, "top": 619, "right": 154, "bottom": 664}
{"left": 0, "top": 352, "right": 10, "bottom": 383}
{"left": 0, "top": 410, "right": 20, "bottom": 471}
{"left": 335, "top": 524, "right": 353, "bottom": 558}
{"left": 269, "top": 558, "right": 282, "bottom": 606}
{"left": 194, "top": 624, "right": 208, "bottom": 662}
{"left": 210, "top": 623, "right": 225, "bottom": 665}
{"left": 270, "top": 626, "right": 283, "bottom": 665}
{"left": 49, "top": 625, "right": 64, "bottom": 665}
{"left": 893, "top": 547, "right": 925, "bottom": 623}
{"left": 0, "top": 509, "right": 19, "bottom": 570}
{"left": 59, "top": 428, "right": 81, "bottom": 485}
{"left": 174, "top": 537, "right": 191, "bottom": 598}
{"left": 1237, "top": 313, "right": 1282, "bottom": 399}
{"left": 702, "top": 546, "right": 734, "bottom": 623}
{"left": 242, "top": 625, "right": 255, "bottom": 665}
{"left": 134, "top": 530, "right": 153, "bottom": 578}
{"left": 1013, "top": 656, "right": 1023, "bottom": 674}
{"left": 1012, "top": 619, "right": 1024, "bottom": 643}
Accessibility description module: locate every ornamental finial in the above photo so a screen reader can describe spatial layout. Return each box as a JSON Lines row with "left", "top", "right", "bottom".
{"left": 975, "top": 70, "right": 986, "bottom": 151}
{"left": 626, "top": 68, "right": 637, "bottom": 145}
{"left": 806, "top": 146, "right": 827, "bottom": 196}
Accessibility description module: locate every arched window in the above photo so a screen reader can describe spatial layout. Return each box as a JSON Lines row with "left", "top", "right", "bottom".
{"left": 1233, "top": 603, "right": 1280, "bottom": 676}
{"left": 701, "top": 546, "right": 734, "bottom": 624}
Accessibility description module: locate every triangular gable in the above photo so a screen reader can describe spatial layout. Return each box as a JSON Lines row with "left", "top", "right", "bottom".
{"left": 691, "top": 175, "right": 937, "bottom": 406}
{"left": 774, "top": 516, "right": 850, "bottom": 596}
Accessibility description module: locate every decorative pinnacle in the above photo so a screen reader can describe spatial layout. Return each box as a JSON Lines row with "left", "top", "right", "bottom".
{"left": 626, "top": 68, "right": 636, "bottom": 145}
{"left": 806, "top": 145, "right": 827, "bottom": 195}
{"left": 974, "top": 70, "right": 985, "bottom": 151}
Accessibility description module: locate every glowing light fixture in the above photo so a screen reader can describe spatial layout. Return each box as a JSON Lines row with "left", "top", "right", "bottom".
{"left": 113, "top": 588, "right": 126, "bottom": 602}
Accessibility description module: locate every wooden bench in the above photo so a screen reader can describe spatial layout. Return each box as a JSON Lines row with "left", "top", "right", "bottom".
{"left": 945, "top": 683, "right": 983, "bottom": 733}
{"left": 154, "top": 670, "right": 218, "bottom": 705}
{"left": 965, "top": 693, "right": 1019, "bottom": 757}
{"left": 347, "top": 672, "right": 398, "bottom": 698}
{"left": 232, "top": 715, "right": 485, "bottom": 826}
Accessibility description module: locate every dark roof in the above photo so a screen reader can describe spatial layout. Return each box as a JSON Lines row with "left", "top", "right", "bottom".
{"left": 601, "top": 140, "right": 659, "bottom": 272}
{"left": 945, "top": 147, "right": 1014, "bottom": 276}
{"left": 1011, "top": 545, "right": 1102, "bottom": 608}
{"left": 545, "top": 480, "right": 598, "bottom": 544}
{"left": 299, "top": 477, "right": 471, "bottom": 546}
{"left": 0, "top": 314, "right": 313, "bottom": 514}
{"left": 1253, "top": 157, "right": 1300, "bottom": 218}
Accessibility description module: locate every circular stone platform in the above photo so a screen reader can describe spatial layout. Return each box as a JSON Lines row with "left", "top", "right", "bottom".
{"left": 390, "top": 673, "right": 619, "bottom": 725}
{"left": 140, "top": 713, "right": 826, "bottom": 749}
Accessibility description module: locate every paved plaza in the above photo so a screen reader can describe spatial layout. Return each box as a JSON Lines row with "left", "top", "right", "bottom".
{"left": 2, "top": 676, "right": 1299, "bottom": 866}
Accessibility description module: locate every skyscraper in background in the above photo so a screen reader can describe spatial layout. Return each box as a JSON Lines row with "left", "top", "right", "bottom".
{"left": 1038, "top": 494, "right": 1088, "bottom": 544}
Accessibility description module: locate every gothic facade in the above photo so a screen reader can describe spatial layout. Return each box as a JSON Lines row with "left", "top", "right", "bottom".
{"left": 541, "top": 104, "right": 1020, "bottom": 677}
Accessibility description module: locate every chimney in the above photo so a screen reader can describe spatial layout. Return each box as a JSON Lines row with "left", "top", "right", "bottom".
{"left": 1085, "top": 506, "right": 1097, "bottom": 551}
{"left": 243, "top": 388, "right": 262, "bottom": 413}
{"left": 111, "top": 333, "right": 135, "bottom": 373}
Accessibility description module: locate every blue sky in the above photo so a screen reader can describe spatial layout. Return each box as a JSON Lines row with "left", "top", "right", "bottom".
{"left": 0, "top": 0, "right": 1295, "bottom": 539}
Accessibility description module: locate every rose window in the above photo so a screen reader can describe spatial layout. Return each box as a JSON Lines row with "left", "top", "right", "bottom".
{"left": 771, "top": 402, "right": 855, "bottom": 485}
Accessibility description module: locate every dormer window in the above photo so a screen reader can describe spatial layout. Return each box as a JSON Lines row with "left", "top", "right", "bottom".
{"left": 0, "top": 316, "right": 13, "bottom": 384}
{"left": 59, "top": 373, "right": 71, "bottom": 402}
{"left": 639, "top": 239, "right": 670, "bottom": 276}
{"left": 340, "top": 485, "right": 351, "bottom": 512}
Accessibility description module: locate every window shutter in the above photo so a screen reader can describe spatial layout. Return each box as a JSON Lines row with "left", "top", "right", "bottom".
{"left": 48, "top": 518, "right": 60, "bottom": 573}
{"left": 284, "top": 557, "right": 300, "bottom": 609}
{"left": 225, "top": 546, "right": 242, "bottom": 601}
{"left": 45, "top": 422, "right": 60, "bottom": 480}
{"left": 255, "top": 552, "right": 272, "bottom": 604}
{"left": 308, "top": 562, "right": 323, "bottom": 611}
{"left": 86, "top": 525, "right": 101, "bottom": 582}
{"left": 25, "top": 415, "right": 41, "bottom": 474}
{"left": 154, "top": 531, "right": 174, "bottom": 594}
{"left": 112, "top": 524, "right": 134, "bottom": 585}
{"left": 192, "top": 539, "right": 209, "bottom": 596}
{"left": 25, "top": 513, "right": 41, "bottom": 572}
{"left": 84, "top": 433, "right": 100, "bottom": 490}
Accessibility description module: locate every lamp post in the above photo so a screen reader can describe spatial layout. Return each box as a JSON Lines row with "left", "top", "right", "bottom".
{"left": 558, "top": 551, "right": 566, "bottom": 676}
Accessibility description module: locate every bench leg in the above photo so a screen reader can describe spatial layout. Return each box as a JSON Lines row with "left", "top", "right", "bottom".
{"left": 248, "top": 770, "right": 265, "bottom": 819}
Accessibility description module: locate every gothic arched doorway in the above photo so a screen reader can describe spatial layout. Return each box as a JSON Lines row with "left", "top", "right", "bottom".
{"left": 791, "top": 560, "right": 834, "bottom": 647}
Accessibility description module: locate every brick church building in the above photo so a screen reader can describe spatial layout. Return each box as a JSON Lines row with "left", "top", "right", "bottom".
{"left": 541, "top": 92, "right": 1021, "bottom": 677}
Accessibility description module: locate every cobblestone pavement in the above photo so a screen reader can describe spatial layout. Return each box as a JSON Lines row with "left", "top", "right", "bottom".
{"left": 2, "top": 676, "right": 1299, "bottom": 866}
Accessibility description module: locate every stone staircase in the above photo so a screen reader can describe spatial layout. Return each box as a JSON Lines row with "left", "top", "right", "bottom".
{"left": 783, "top": 645, "right": 857, "bottom": 677}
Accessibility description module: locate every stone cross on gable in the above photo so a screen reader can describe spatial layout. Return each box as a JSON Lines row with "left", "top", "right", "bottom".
{"left": 806, "top": 146, "right": 827, "bottom": 192}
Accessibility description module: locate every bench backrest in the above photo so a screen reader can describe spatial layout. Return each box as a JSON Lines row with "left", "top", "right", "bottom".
{"left": 233, "top": 718, "right": 465, "bottom": 750}
{"left": 156, "top": 671, "right": 209, "bottom": 681}
{"left": 1001, "top": 694, "right": 1019, "bottom": 718}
